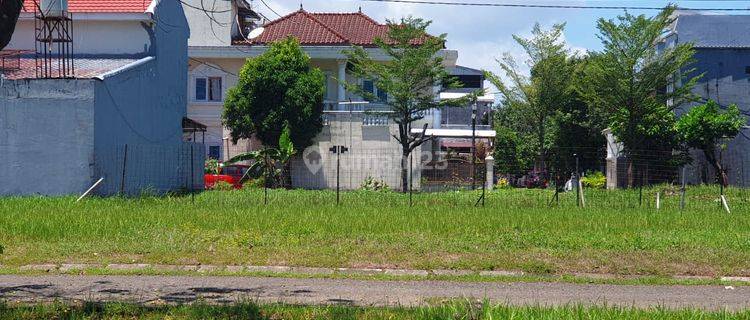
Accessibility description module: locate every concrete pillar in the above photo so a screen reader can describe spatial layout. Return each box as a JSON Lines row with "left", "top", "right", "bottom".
{"left": 337, "top": 60, "right": 347, "bottom": 107}
{"left": 485, "top": 155, "right": 494, "bottom": 190}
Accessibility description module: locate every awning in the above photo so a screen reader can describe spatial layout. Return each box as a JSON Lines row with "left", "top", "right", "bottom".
{"left": 182, "top": 117, "right": 207, "bottom": 132}
{"left": 410, "top": 128, "right": 496, "bottom": 138}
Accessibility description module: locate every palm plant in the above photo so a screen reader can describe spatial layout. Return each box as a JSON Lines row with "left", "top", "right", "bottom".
{"left": 227, "top": 125, "right": 296, "bottom": 189}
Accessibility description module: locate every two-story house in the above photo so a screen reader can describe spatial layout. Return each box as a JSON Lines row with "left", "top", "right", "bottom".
{"left": 182, "top": 1, "right": 493, "bottom": 189}
{"left": 665, "top": 13, "right": 750, "bottom": 186}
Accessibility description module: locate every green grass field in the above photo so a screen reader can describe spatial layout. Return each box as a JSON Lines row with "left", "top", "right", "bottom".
{"left": 1, "top": 301, "right": 748, "bottom": 320}
{"left": 0, "top": 186, "right": 748, "bottom": 276}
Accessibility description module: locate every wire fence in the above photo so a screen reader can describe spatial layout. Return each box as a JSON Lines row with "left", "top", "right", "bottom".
{"left": 93, "top": 142, "right": 205, "bottom": 196}
{"left": 196, "top": 143, "right": 750, "bottom": 211}
{"left": 88, "top": 140, "right": 750, "bottom": 212}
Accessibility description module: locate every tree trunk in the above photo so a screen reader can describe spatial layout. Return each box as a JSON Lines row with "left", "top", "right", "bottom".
{"left": 704, "top": 149, "right": 729, "bottom": 187}
{"left": 1, "top": 0, "right": 23, "bottom": 51}
{"left": 401, "top": 151, "right": 409, "bottom": 193}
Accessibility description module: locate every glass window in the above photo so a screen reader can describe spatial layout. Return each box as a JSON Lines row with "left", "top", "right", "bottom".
{"left": 208, "top": 77, "right": 222, "bottom": 102}
{"left": 195, "top": 78, "right": 207, "bottom": 101}
{"left": 377, "top": 87, "right": 388, "bottom": 102}
{"left": 363, "top": 79, "right": 374, "bottom": 94}
{"left": 208, "top": 146, "right": 221, "bottom": 160}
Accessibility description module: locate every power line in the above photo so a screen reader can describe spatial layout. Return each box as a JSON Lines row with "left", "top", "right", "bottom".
{"left": 359, "top": 0, "right": 750, "bottom": 11}
{"left": 259, "top": 0, "right": 282, "bottom": 17}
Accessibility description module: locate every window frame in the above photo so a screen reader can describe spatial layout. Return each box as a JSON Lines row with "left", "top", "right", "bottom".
{"left": 193, "top": 76, "right": 223, "bottom": 103}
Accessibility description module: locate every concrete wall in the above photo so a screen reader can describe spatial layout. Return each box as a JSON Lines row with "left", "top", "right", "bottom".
{"left": 7, "top": 18, "right": 152, "bottom": 55}
{"left": 92, "top": 0, "right": 197, "bottom": 195}
{"left": 182, "top": 0, "right": 233, "bottom": 47}
{"left": 290, "top": 113, "right": 421, "bottom": 191}
{"left": 0, "top": 79, "right": 96, "bottom": 195}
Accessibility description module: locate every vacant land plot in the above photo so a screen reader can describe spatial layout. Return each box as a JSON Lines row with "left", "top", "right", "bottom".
{"left": 1, "top": 301, "right": 748, "bottom": 320}
{"left": 0, "top": 187, "right": 748, "bottom": 276}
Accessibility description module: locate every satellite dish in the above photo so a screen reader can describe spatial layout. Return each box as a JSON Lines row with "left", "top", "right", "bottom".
{"left": 247, "top": 27, "right": 265, "bottom": 39}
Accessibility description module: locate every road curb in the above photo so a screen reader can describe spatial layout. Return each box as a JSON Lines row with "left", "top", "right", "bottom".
{"left": 9, "top": 263, "right": 748, "bottom": 283}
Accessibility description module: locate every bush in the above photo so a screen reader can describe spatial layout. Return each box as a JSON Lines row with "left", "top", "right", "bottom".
{"left": 205, "top": 159, "right": 220, "bottom": 174}
{"left": 496, "top": 177, "right": 511, "bottom": 189}
{"left": 243, "top": 177, "right": 265, "bottom": 189}
{"left": 581, "top": 171, "right": 606, "bottom": 189}
{"left": 212, "top": 181, "right": 235, "bottom": 191}
{"left": 360, "top": 176, "right": 391, "bottom": 192}
{"left": 0, "top": 244, "right": 3, "bottom": 254}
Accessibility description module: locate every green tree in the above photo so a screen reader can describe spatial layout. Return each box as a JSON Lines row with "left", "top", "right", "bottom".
{"left": 577, "top": 6, "right": 699, "bottom": 184}
{"left": 486, "top": 23, "right": 573, "bottom": 172}
{"left": 344, "top": 17, "right": 473, "bottom": 192}
{"left": 676, "top": 100, "right": 745, "bottom": 186}
{"left": 223, "top": 37, "right": 325, "bottom": 150}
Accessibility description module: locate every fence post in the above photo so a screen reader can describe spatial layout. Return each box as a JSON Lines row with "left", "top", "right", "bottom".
{"left": 485, "top": 155, "right": 494, "bottom": 191}
{"left": 409, "top": 153, "right": 413, "bottom": 207}
{"left": 190, "top": 144, "right": 195, "bottom": 204}
{"left": 680, "top": 166, "right": 687, "bottom": 211}
{"left": 120, "top": 144, "right": 128, "bottom": 196}
{"left": 573, "top": 153, "right": 581, "bottom": 207}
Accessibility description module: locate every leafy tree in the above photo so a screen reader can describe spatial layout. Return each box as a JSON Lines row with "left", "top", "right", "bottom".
{"left": 486, "top": 23, "right": 573, "bottom": 172}
{"left": 223, "top": 37, "right": 325, "bottom": 150}
{"left": 0, "top": 0, "right": 23, "bottom": 50}
{"left": 227, "top": 125, "right": 296, "bottom": 188}
{"left": 676, "top": 100, "right": 746, "bottom": 186}
{"left": 577, "top": 6, "right": 699, "bottom": 184}
{"left": 344, "top": 17, "right": 473, "bottom": 192}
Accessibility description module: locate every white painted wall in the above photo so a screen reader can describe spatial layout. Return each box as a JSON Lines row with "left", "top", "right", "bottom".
{"left": 181, "top": 0, "right": 233, "bottom": 47}
{"left": 6, "top": 18, "right": 152, "bottom": 55}
{"left": 0, "top": 79, "right": 96, "bottom": 195}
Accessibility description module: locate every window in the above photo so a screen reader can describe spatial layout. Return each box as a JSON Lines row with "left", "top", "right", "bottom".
{"left": 208, "top": 146, "right": 221, "bottom": 160}
{"left": 362, "top": 79, "right": 387, "bottom": 102}
{"left": 195, "top": 77, "right": 222, "bottom": 102}
{"left": 195, "top": 78, "right": 207, "bottom": 101}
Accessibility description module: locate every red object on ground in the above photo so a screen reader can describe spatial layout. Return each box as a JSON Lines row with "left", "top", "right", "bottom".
{"left": 203, "top": 174, "right": 237, "bottom": 190}
{"left": 204, "top": 164, "right": 250, "bottom": 189}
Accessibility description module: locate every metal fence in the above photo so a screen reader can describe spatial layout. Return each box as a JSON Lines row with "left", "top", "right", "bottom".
{"left": 93, "top": 142, "right": 205, "bottom": 196}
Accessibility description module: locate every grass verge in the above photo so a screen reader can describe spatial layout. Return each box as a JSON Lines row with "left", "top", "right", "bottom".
{"left": 1, "top": 301, "right": 748, "bottom": 319}
{"left": 1, "top": 186, "right": 748, "bottom": 276}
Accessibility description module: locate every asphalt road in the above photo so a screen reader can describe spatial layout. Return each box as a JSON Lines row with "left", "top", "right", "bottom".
{"left": 0, "top": 275, "right": 748, "bottom": 310}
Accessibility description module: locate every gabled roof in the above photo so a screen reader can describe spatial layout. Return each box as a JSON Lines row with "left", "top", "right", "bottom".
{"left": 675, "top": 14, "right": 750, "bottom": 48}
{"left": 22, "top": 0, "right": 151, "bottom": 13}
{"left": 242, "top": 9, "right": 417, "bottom": 47}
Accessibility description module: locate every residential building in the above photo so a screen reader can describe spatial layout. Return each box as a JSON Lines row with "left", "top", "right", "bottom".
{"left": 668, "top": 13, "right": 750, "bottom": 186}
{"left": 182, "top": 1, "right": 494, "bottom": 189}
{"left": 605, "top": 13, "right": 750, "bottom": 188}
{"left": 1, "top": 0, "right": 201, "bottom": 195}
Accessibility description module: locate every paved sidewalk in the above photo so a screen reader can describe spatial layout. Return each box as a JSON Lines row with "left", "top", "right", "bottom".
{"left": 0, "top": 275, "right": 748, "bottom": 310}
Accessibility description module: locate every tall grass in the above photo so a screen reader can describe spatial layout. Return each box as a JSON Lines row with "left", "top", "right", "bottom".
{"left": 1, "top": 301, "right": 748, "bottom": 320}
{"left": 0, "top": 186, "right": 748, "bottom": 275}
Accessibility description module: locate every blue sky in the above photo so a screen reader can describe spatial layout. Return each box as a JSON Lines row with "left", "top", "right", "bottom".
{"left": 261, "top": 0, "right": 749, "bottom": 80}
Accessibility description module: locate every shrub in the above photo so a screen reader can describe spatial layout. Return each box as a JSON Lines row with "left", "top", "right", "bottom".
{"left": 0, "top": 244, "right": 3, "bottom": 254}
{"left": 496, "top": 177, "right": 511, "bottom": 189}
{"left": 205, "top": 159, "right": 220, "bottom": 174}
{"left": 581, "top": 171, "right": 606, "bottom": 189}
{"left": 243, "top": 178, "right": 265, "bottom": 189}
{"left": 212, "top": 181, "right": 235, "bottom": 191}
{"left": 360, "top": 176, "right": 391, "bottom": 192}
